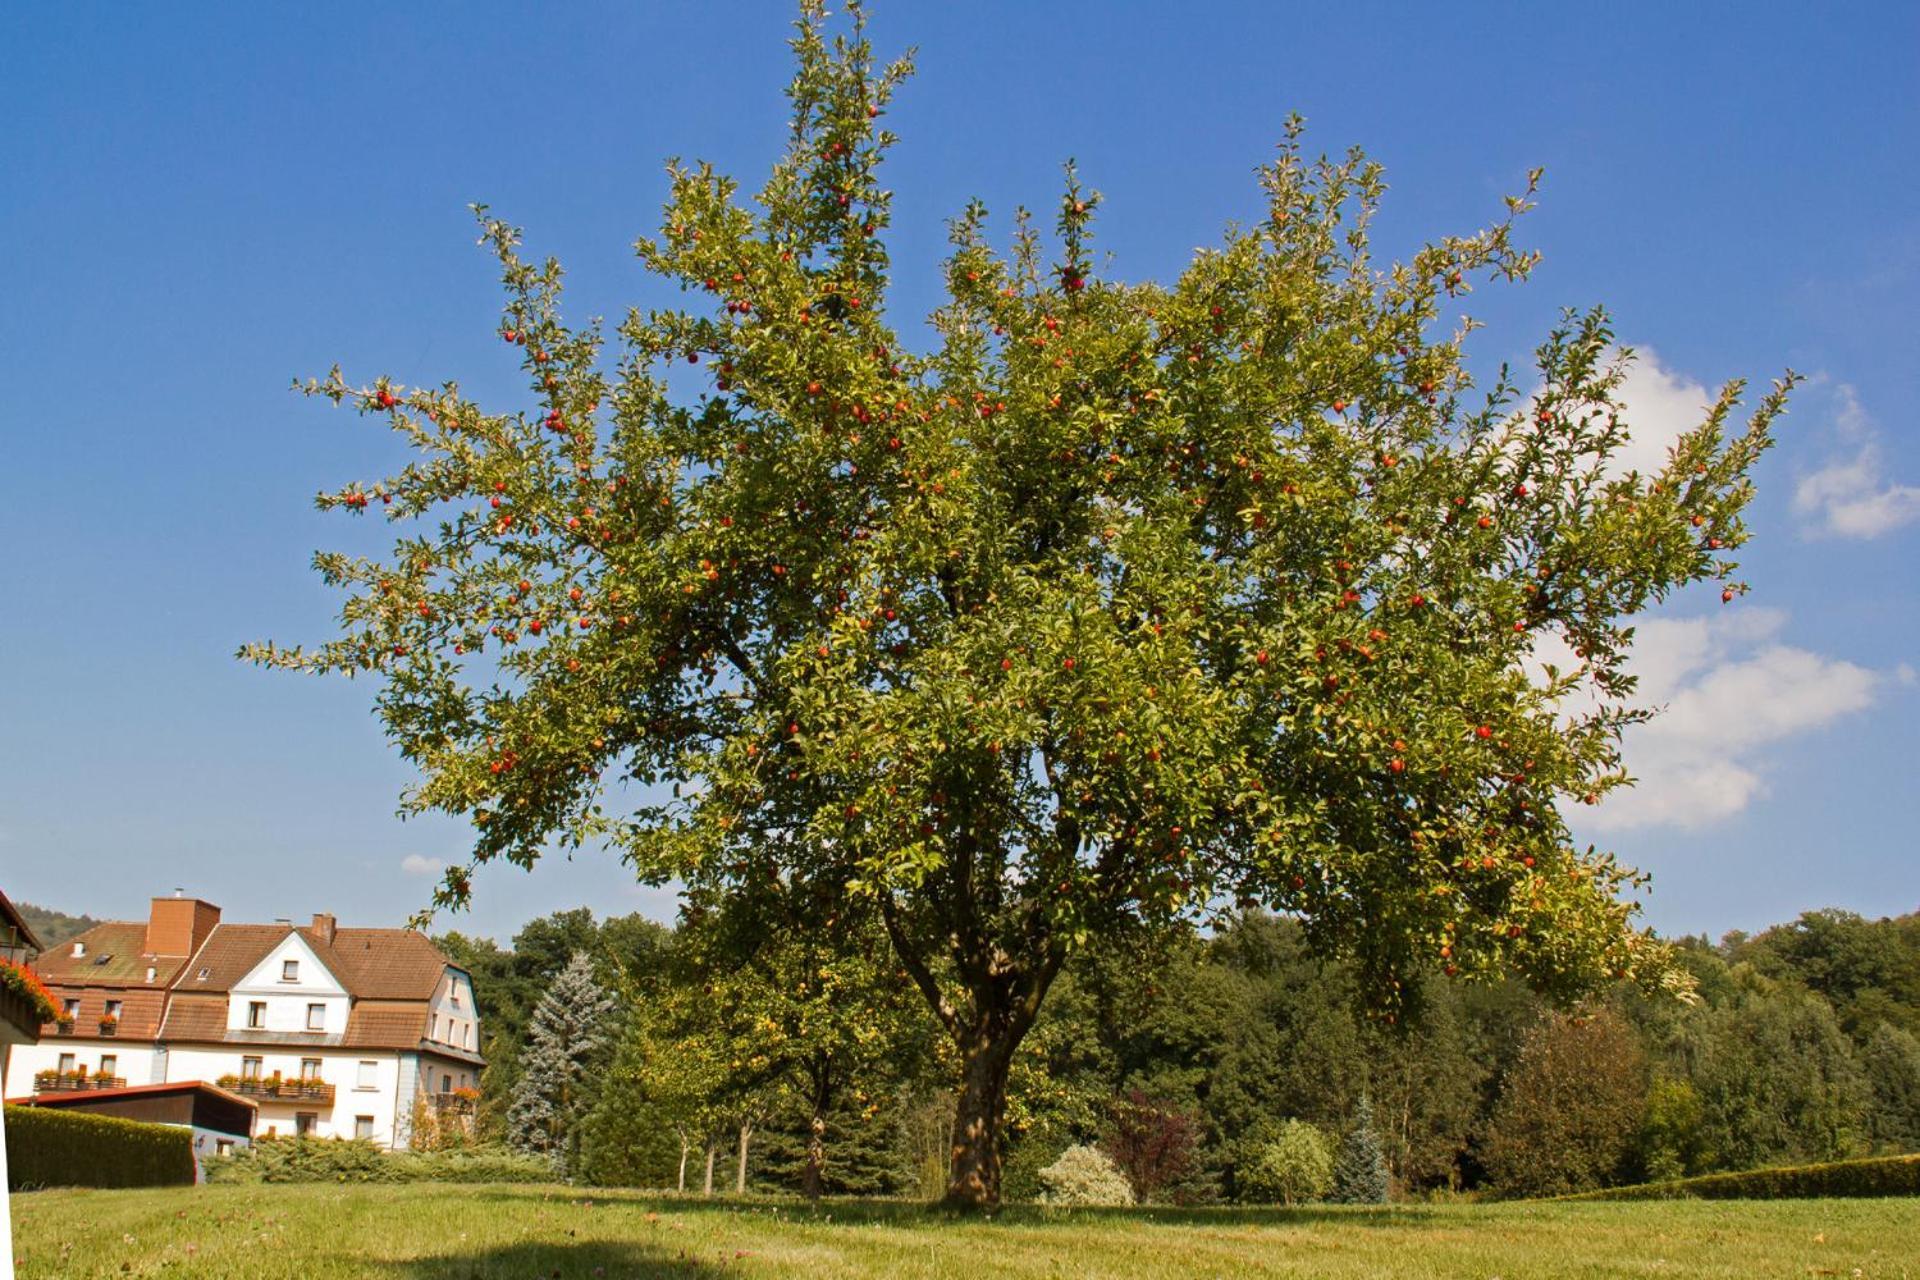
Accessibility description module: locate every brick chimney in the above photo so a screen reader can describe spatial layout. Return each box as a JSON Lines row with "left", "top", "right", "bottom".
{"left": 310, "top": 912, "right": 337, "bottom": 946}
{"left": 147, "top": 895, "right": 221, "bottom": 957}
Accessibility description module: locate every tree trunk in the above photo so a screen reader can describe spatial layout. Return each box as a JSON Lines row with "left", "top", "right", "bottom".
{"left": 702, "top": 1141, "right": 717, "bottom": 1196}
{"left": 676, "top": 1136, "right": 689, "bottom": 1193}
{"left": 944, "top": 1025, "right": 1018, "bottom": 1210}
{"left": 735, "top": 1122, "right": 753, "bottom": 1195}
{"left": 802, "top": 1063, "right": 831, "bottom": 1201}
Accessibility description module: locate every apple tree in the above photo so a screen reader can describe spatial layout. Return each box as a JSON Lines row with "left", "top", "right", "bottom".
{"left": 246, "top": 3, "right": 1793, "bottom": 1207}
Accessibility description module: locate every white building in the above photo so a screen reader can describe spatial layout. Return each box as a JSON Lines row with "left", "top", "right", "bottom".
{"left": 2, "top": 896, "right": 483, "bottom": 1148}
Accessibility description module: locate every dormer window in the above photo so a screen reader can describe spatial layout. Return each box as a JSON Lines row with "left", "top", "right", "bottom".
{"left": 71, "top": 941, "right": 86, "bottom": 958}
{"left": 145, "top": 967, "right": 157, "bottom": 984}
{"left": 282, "top": 960, "right": 300, "bottom": 982}
{"left": 62, "top": 998, "right": 79, "bottom": 1018}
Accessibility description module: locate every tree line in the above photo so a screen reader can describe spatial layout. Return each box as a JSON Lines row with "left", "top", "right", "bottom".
{"left": 437, "top": 903, "right": 1920, "bottom": 1202}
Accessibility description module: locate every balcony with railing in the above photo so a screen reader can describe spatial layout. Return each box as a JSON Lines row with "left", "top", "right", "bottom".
{"left": 216, "top": 1074, "right": 337, "bottom": 1105}
{"left": 33, "top": 1071, "right": 126, "bottom": 1093}
{"left": 428, "top": 1089, "right": 479, "bottom": 1116}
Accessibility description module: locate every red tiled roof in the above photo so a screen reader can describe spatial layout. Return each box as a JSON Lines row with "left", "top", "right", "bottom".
{"left": 29, "top": 922, "right": 188, "bottom": 986}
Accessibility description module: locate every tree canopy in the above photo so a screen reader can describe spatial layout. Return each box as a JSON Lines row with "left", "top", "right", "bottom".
{"left": 248, "top": 2, "right": 1792, "bottom": 1206}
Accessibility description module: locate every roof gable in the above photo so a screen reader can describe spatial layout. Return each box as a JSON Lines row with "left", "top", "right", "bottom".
{"left": 231, "top": 931, "right": 346, "bottom": 996}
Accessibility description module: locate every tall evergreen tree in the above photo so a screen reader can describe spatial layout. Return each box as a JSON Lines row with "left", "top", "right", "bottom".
{"left": 507, "top": 951, "right": 621, "bottom": 1176}
{"left": 1329, "top": 1093, "right": 1391, "bottom": 1203}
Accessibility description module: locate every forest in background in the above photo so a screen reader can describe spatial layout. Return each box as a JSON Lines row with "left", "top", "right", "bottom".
{"left": 430, "top": 904, "right": 1920, "bottom": 1201}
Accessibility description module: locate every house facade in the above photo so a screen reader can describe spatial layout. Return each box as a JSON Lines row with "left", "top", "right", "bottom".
{"left": 1, "top": 896, "right": 482, "bottom": 1148}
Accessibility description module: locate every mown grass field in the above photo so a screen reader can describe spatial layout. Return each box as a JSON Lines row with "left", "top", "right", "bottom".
{"left": 9, "top": 1182, "right": 1919, "bottom": 1279}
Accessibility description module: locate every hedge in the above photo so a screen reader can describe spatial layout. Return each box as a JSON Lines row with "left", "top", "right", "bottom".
{"left": 4, "top": 1105, "right": 196, "bottom": 1190}
{"left": 204, "top": 1136, "right": 553, "bottom": 1185}
{"left": 1561, "top": 1153, "right": 1920, "bottom": 1201}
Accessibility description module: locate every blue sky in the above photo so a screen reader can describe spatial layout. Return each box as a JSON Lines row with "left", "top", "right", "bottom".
{"left": 1, "top": 3, "right": 1914, "bottom": 944}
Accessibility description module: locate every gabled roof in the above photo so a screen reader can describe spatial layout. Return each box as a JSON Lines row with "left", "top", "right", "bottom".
{"left": 28, "top": 922, "right": 188, "bottom": 986}
{"left": 173, "top": 924, "right": 453, "bottom": 1002}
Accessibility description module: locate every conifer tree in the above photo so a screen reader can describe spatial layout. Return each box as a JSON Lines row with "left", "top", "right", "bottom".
{"left": 1329, "top": 1093, "right": 1391, "bottom": 1204}
{"left": 506, "top": 951, "right": 620, "bottom": 1175}
{"left": 251, "top": 2, "right": 1793, "bottom": 1209}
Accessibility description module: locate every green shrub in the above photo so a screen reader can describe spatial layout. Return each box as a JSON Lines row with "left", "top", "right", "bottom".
{"left": 1241, "top": 1120, "right": 1335, "bottom": 1205}
{"left": 4, "top": 1105, "right": 195, "bottom": 1190}
{"left": 205, "top": 1135, "right": 552, "bottom": 1185}
{"left": 1562, "top": 1152, "right": 1920, "bottom": 1201}
{"left": 1036, "top": 1144, "right": 1135, "bottom": 1206}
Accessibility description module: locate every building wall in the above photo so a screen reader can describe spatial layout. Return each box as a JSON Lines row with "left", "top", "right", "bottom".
{"left": 164, "top": 1045, "right": 408, "bottom": 1146}
{"left": 425, "top": 971, "right": 480, "bottom": 1056}
{"left": 3, "top": 1039, "right": 161, "bottom": 1096}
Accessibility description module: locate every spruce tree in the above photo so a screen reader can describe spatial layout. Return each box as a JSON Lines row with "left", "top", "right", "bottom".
{"left": 1330, "top": 1094, "right": 1391, "bottom": 1204}
{"left": 506, "top": 951, "right": 620, "bottom": 1176}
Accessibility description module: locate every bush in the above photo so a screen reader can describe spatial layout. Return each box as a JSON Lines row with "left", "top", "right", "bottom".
{"left": 1101, "top": 1091, "right": 1198, "bottom": 1204}
{"left": 1562, "top": 1152, "right": 1920, "bottom": 1201}
{"left": 1036, "top": 1144, "right": 1135, "bottom": 1206}
{"left": 1241, "top": 1120, "right": 1334, "bottom": 1205}
{"left": 5, "top": 1105, "right": 195, "bottom": 1190}
{"left": 204, "top": 1136, "right": 552, "bottom": 1185}
{"left": 1483, "top": 1008, "right": 1646, "bottom": 1198}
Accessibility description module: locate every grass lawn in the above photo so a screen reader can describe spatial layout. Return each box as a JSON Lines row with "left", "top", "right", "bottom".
{"left": 9, "top": 1183, "right": 1919, "bottom": 1279}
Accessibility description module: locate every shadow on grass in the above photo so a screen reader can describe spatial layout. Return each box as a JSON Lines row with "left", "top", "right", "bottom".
{"left": 442, "top": 1183, "right": 1442, "bottom": 1231}
{"left": 367, "top": 1238, "right": 735, "bottom": 1279}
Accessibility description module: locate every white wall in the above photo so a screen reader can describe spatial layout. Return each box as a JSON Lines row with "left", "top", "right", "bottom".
{"left": 163, "top": 1045, "right": 407, "bottom": 1146}
{"left": 3, "top": 1039, "right": 161, "bottom": 1096}
{"left": 425, "top": 971, "right": 480, "bottom": 1055}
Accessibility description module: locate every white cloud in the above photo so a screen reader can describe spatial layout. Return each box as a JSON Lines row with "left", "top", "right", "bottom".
{"left": 1582, "top": 610, "right": 1878, "bottom": 831}
{"left": 1793, "top": 386, "right": 1920, "bottom": 538}
{"left": 399, "top": 854, "right": 445, "bottom": 876}
{"left": 1610, "top": 347, "right": 1719, "bottom": 480}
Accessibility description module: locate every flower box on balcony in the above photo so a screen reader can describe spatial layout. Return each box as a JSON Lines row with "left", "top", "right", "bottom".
{"left": 216, "top": 1074, "right": 337, "bottom": 1104}
{"left": 98, "top": 1018, "right": 120, "bottom": 1037}
{"left": 33, "top": 1071, "right": 126, "bottom": 1093}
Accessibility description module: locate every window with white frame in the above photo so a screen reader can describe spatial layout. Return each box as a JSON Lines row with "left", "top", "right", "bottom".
{"left": 241, "top": 1056, "right": 263, "bottom": 1080}
{"left": 282, "top": 959, "right": 299, "bottom": 982}
{"left": 356, "top": 1060, "right": 377, "bottom": 1090}
{"left": 246, "top": 1001, "right": 266, "bottom": 1028}
{"left": 306, "top": 1003, "right": 325, "bottom": 1031}
{"left": 354, "top": 1115, "right": 374, "bottom": 1140}
{"left": 299, "top": 1058, "right": 322, "bottom": 1081}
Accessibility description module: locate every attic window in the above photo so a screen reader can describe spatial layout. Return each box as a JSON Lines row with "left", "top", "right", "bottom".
{"left": 282, "top": 960, "right": 300, "bottom": 982}
{"left": 196, "top": 968, "right": 211, "bottom": 981}
{"left": 92, "top": 954, "right": 113, "bottom": 967}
